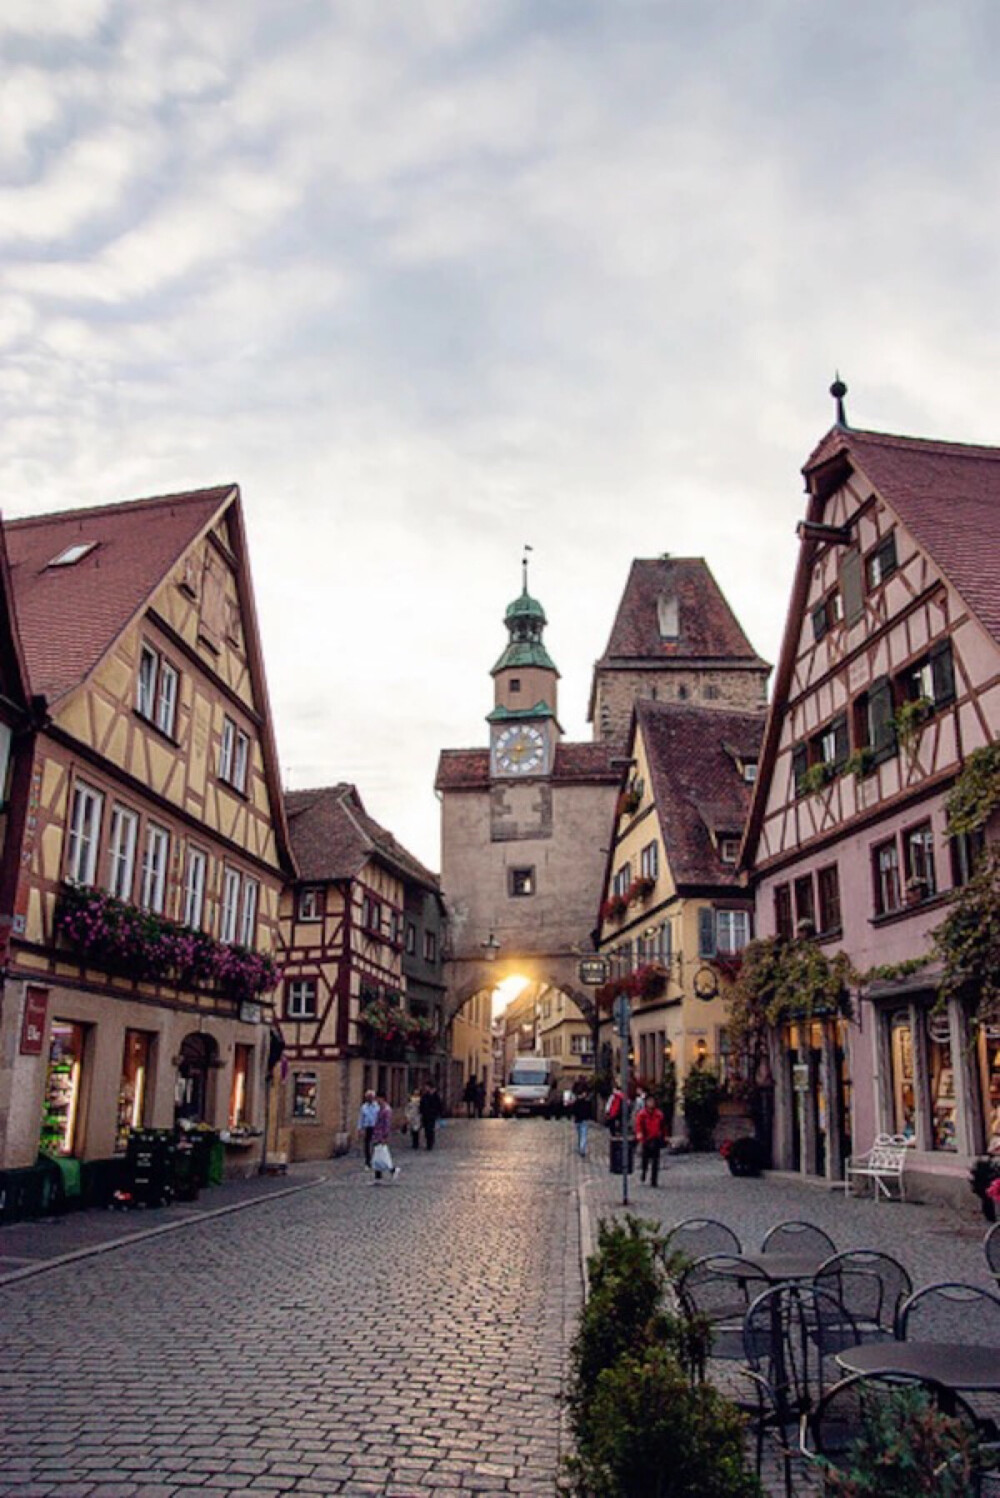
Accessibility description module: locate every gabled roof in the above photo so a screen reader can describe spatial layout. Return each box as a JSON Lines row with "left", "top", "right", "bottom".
{"left": 588, "top": 557, "right": 769, "bottom": 720}
{"left": 4, "top": 484, "right": 295, "bottom": 876}
{"left": 435, "top": 740, "right": 619, "bottom": 792}
{"left": 286, "top": 783, "right": 440, "bottom": 891}
{"left": 804, "top": 424, "right": 1000, "bottom": 647}
{"left": 742, "top": 420, "right": 1000, "bottom": 870}
{"left": 632, "top": 700, "right": 762, "bottom": 888}
{"left": 5, "top": 486, "right": 234, "bottom": 704}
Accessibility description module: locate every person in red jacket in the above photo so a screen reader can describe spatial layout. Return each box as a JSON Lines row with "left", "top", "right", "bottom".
{"left": 635, "top": 1094, "right": 667, "bottom": 1187}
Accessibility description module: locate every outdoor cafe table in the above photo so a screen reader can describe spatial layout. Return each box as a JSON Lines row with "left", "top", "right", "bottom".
{"left": 835, "top": 1342, "right": 1000, "bottom": 1410}
{"left": 737, "top": 1252, "right": 826, "bottom": 1284}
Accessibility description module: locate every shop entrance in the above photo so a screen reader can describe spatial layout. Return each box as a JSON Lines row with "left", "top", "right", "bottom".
{"left": 41, "top": 1020, "right": 87, "bottom": 1156}
{"left": 175, "top": 1032, "right": 218, "bottom": 1124}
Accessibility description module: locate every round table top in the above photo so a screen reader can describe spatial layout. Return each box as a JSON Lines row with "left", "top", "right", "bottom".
{"left": 739, "top": 1251, "right": 824, "bottom": 1283}
{"left": 837, "top": 1341, "right": 1000, "bottom": 1392}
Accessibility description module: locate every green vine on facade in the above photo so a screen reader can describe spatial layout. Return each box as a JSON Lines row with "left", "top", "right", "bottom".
{"left": 931, "top": 845, "right": 1000, "bottom": 1024}
{"left": 726, "top": 936, "right": 855, "bottom": 1080}
{"left": 945, "top": 742, "right": 1000, "bottom": 836}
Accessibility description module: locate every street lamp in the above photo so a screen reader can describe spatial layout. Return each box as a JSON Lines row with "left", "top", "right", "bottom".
{"left": 481, "top": 932, "right": 500, "bottom": 962}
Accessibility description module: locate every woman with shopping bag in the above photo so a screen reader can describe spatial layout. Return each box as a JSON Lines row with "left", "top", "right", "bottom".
{"left": 370, "top": 1095, "right": 400, "bottom": 1183}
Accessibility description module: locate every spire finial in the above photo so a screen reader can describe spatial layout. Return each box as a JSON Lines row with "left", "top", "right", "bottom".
{"left": 522, "top": 542, "right": 533, "bottom": 594}
{"left": 830, "top": 372, "right": 848, "bottom": 427}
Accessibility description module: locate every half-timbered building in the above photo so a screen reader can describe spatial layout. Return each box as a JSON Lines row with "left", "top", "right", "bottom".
{"left": 0, "top": 486, "right": 294, "bottom": 1190}
{"left": 596, "top": 700, "right": 763, "bottom": 1133}
{"left": 742, "top": 405, "right": 1000, "bottom": 1201}
{"left": 278, "top": 784, "right": 444, "bottom": 1160}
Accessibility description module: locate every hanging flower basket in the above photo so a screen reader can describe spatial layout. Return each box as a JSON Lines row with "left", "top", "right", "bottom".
{"left": 600, "top": 894, "right": 628, "bottom": 923}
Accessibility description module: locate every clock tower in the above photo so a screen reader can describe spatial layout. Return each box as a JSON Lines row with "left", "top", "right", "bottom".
{"left": 488, "top": 558, "right": 561, "bottom": 779}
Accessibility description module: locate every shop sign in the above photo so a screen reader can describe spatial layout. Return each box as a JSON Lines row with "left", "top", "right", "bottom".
{"left": 239, "top": 1000, "right": 263, "bottom": 1025}
{"left": 578, "top": 957, "right": 608, "bottom": 986}
{"left": 20, "top": 986, "right": 48, "bottom": 1055}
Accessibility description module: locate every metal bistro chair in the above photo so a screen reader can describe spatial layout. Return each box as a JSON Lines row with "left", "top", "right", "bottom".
{"left": 801, "top": 1371, "right": 984, "bottom": 1487}
{"left": 676, "top": 1253, "right": 769, "bottom": 1363}
{"left": 664, "top": 1216, "right": 742, "bottom": 1263}
{"left": 741, "top": 1282, "right": 861, "bottom": 1497}
{"left": 761, "top": 1219, "right": 836, "bottom": 1258}
{"left": 814, "top": 1248, "right": 912, "bottom": 1343}
{"left": 899, "top": 1281, "right": 1000, "bottom": 1347}
{"left": 986, "top": 1222, "right": 1000, "bottom": 1290}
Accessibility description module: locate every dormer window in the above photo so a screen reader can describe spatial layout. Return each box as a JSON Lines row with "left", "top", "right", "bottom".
{"left": 719, "top": 837, "right": 740, "bottom": 864}
{"left": 742, "top": 760, "right": 758, "bottom": 784}
{"left": 48, "top": 542, "right": 97, "bottom": 568}
{"left": 657, "top": 590, "right": 679, "bottom": 639}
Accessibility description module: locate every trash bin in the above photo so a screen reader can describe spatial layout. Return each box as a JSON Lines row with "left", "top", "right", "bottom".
{"left": 610, "top": 1137, "right": 637, "bottom": 1175}
{"left": 207, "top": 1139, "right": 225, "bottom": 1187}
{"left": 126, "top": 1129, "right": 175, "bottom": 1207}
{"left": 172, "top": 1138, "right": 200, "bottom": 1202}
{"left": 183, "top": 1130, "right": 221, "bottom": 1188}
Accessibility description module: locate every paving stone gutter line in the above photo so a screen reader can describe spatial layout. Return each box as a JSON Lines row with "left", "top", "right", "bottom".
{"left": 0, "top": 1170, "right": 329, "bottom": 1286}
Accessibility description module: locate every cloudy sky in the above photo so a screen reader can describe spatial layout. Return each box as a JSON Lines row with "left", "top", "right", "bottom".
{"left": 2, "top": 2, "right": 998, "bottom": 870}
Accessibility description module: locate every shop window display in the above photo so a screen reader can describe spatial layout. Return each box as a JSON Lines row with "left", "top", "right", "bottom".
{"left": 927, "top": 1013, "right": 957, "bottom": 1151}
{"left": 116, "top": 1030, "right": 153, "bottom": 1152}
{"left": 889, "top": 1011, "right": 915, "bottom": 1139}
{"left": 978, "top": 1026, "right": 1000, "bottom": 1154}
{"left": 41, "top": 1020, "right": 85, "bottom": 1156}
{"left": 292, "top": 1071, "right": 318, "bottom": 1120}
{"left": 229, "top": 1044, "right": 252, "bottom": 1129}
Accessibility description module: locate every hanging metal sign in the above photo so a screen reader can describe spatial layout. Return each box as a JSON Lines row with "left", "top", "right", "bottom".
{"left": 578, "top": 957, "right": 609, "bottom": 986}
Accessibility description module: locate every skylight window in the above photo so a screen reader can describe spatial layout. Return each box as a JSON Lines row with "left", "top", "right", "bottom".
{"left": 48, "top": 542, "right": 97, "bottom": 568}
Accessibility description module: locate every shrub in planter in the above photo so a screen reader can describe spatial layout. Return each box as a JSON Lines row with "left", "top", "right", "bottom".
{"left": 818, "top": 1384, "right": 979, "bottom": 1497}
{"left": 563, "top": 1344, "right": 762, "bottom": 1498}
{"left": 970, "top": 1156, "right": 1000, "bottom": 1222}
{"left": 682, "top": 1067, "right": 721, "bottom": 1152}
{"left": 719, "top": 1136, "right": 764, "bottom": 1177}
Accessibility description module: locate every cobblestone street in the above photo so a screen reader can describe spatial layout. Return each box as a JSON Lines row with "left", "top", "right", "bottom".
{"left": 0, "top": 1122, "right": 579, "bottom": 1497}
{"left": 1, "top": 1119, "right": 995, "bottom": 1497}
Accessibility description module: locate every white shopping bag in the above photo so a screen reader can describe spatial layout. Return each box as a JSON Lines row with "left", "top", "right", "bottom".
{"left": 371, "top": 1143, "right": 393, "bottom": 1173}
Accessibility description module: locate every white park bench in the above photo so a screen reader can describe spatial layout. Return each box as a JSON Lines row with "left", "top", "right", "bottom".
{"left": 844, "top": 1133, "right": 909, "bottom": 1201}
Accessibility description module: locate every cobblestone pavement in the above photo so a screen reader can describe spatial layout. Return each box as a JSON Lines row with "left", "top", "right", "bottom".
{"left": 0, "top": 1121, "right": 580, "bottom": 1497}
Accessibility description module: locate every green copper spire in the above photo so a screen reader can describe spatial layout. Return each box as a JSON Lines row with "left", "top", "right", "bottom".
{"left": 491, "top": 547, "right": 558, "bottom": 676}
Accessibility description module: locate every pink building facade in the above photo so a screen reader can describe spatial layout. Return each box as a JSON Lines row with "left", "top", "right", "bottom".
{"left": 743, "top": 409, "right": 1000, "bottom": 1205}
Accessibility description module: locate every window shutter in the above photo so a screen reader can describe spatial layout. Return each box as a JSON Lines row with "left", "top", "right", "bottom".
{"left": 832, "top": 713, "right": 850, "bottom": 770}
{"left": 930, "top": 639, "right": 956, "bottom": 706}
{"left": 840, "top": 548, "right": 864, "bottom": 626}
{"left": 791, "top": 743, "right": 808, "bottom": 796}
{"left": 698, "top": 906, "right": 717, "bottom": 959}
{"left": 869, "top": 676, "right": 896, "bottom": 761}
{"left": 661, "top": 920, "right": 672, "bottom": 963}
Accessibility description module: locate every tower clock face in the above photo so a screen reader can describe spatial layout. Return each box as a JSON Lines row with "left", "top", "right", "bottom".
{"left": 494, "top": 723, "right": 547, "bottom": 775}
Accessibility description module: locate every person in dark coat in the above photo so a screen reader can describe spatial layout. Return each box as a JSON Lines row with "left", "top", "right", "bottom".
{"left": 419, "top": 1083, "right": 443, "bottom": 1150}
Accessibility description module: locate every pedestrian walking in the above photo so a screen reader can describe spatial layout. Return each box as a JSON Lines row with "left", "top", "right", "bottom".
{"left": 474, "top": 1078, "right": 486, "bottom": 1119}
{"left": 405, "top": 1089, "right": 422, "bottom": 1150}
{"left": 357, "top": 1088, "right": 379, "bottom": 1167}
{"left": 463, "top": 1075, "right": 477, "bottom": 1118}
{"left": 370, "top": 1094, "right": 400, "bottom": 1182}
{"left": 420, "top": 1082, "right": 443, "bottom": 1150}
{"left": 572, "top": 1087, "right": 593, "bottom": 1157}
{"left": 635, "top": 1093, "right": 667, "bottom": 1187}
{"left": 605, "top": 1085, "right": 625, "bottom": 1137}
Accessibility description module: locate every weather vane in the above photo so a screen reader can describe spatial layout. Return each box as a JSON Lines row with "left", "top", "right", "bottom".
{"left": 522, "top": 542, "right": 533, "bottom": 592}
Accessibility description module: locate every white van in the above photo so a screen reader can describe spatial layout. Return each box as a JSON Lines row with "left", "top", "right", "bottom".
{"left": 500, "top": 1055, "right": 559, "bottom": 1117}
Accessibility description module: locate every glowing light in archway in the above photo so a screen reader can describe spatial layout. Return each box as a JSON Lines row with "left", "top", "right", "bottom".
{"left": 492, "top": 974, "right": 530, "bottom": 1017}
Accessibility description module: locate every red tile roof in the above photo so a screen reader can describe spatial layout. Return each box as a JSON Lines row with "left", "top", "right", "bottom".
{"left": 804, "top": 426, "right": 1000, "bottom": 646}
{"left": 286, "top": 783, "right": 440, "bottom": 890}
{"left": 595, "top": 558, "right": 768, "bottom": 668}
{"left": 636, "top": 700, "right": 763, "bottom": 888}
{"left": 435, "top": 740, "right": 619, "bottom": 791}
{"left": 5, "top": 486, "right": 234, "bottom": 703}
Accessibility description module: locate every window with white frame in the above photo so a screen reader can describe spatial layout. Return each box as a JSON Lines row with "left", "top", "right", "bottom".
{"left": 183, "top": 847, "right": 207, "bottom": 929}
{"left": 298, "top": 887, "right": 321, "bottom": 922}
{"left": 361, "top": 894, "right": 381, "bottom": 935}
{"left": 66, "top": 782, "right": 104, "bottom": 885}
{"left": 873, "top": 838, "right": 902, "bottom": 916}
{"left": 220, "top": 867, "right": 241, "bottom": 943}
{"left": 715, "top": 908, "right": 752, "bottom": 955}
{"left": 239, "top": 878, "right": 259, "bottom": 948}
{"left": 218, "top": 716, "right": 235, "bottom": 782}
{"left": 570, "top": 1033, "right": 589, "bottom": 1055}
{"left": 612, "top": 863, "right": 631, "bottom": 897}
{"left": 107, "top": 805, "right": 138, "bottom": 901}
{"left": 286, "top": 980, "right": 318, "bottom": 1020}
{"left": 640, "top": 842, "right": 659, "bottom": 880}
{"left": 140, "top": 824, "right": 169, "bottom": 913}
{"left": 233, "top": 729, "right": 249, "bottom": 794}
{"left": 156, "top": 660, "right": 178, "bottom": 737}
{"left": 136, "top": 644, "right": 179, "bottom": 737}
